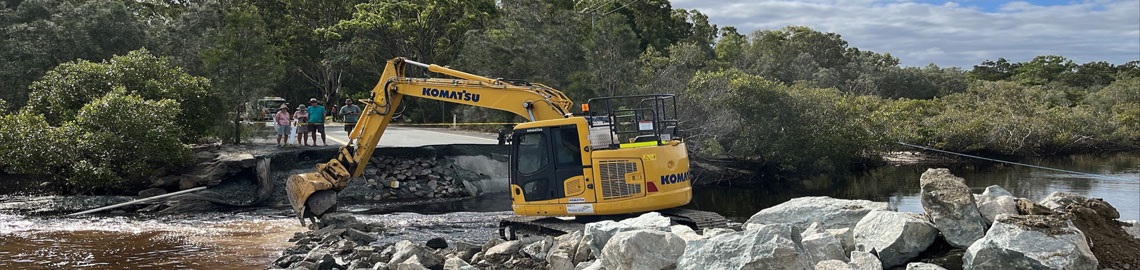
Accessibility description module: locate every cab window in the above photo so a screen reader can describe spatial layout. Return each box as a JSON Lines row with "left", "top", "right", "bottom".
{"left": 516, "top": 132, "right": 548, "bottom": 175}
{"left": 553, "top": 127, "right": 581, "bottom": 166}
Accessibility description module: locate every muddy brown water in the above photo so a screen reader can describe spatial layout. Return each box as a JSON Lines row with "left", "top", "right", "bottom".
{"left": 0, "top": 153, "right": 1135, "bottom": 269}
{"left": 0, "top": 212, "right": 301, "bottom": 269}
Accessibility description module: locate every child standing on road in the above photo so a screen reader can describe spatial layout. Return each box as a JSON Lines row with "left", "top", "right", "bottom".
{"left": 295, "top": 104, "right": 309, "bottom": 146}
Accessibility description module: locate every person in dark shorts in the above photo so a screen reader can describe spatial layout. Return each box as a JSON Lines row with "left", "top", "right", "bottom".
{"left": 306, "top": 98, "right": 327, "bottom": 146}
{"left": 340, "top": 98, "right": 362, "bottom": 144}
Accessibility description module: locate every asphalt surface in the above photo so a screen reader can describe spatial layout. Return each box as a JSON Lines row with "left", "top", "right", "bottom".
{"left": 260, "top": 122, "right": 499, "bottom": 147}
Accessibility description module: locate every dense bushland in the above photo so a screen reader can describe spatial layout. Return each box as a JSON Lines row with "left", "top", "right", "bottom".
{"left": 0, "top": 0, "right": 1135, "bottom": 189}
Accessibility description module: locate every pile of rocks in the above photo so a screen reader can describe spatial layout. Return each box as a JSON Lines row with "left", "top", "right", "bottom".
{"left": 271, "top": 168, "right": 1140, "bottom": 270}
{"left": 338, "top": 157, "right": 479, "bottom": 202}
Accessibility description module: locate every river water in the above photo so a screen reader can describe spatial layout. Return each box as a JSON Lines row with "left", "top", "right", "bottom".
{"left": 689, "top": 153, "right": 1140, "bottom": 221}
{"left": 0, "top": 153, "right": 1136, "bottom": 269}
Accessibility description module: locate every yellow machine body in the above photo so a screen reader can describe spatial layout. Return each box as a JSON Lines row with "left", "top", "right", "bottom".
{"left": 285, "top": 57, "right": 691, "bottom": 223}
{"left": 507, "top": 117, "right": 691, "bottom": 216}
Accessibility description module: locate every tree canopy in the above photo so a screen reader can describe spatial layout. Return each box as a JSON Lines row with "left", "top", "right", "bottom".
{"left": 0, "top": 0, "right": 1136, "bottom": 185}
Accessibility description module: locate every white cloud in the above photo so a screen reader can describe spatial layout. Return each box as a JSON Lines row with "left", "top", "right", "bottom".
{"left": 670, "top": 0, "right": 1140, "bottom": 67}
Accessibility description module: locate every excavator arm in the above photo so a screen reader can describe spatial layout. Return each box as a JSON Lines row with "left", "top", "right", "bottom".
{"left": 286, "top": 58, "right": 573, "bottom": 224}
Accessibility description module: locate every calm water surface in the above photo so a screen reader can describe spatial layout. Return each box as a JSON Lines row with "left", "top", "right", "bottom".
{"left": 690, "top": 153, "right": 1140, "bottom": 221}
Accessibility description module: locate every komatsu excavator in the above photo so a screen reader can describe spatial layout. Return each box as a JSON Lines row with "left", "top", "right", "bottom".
{"left": 286, "top": 57, "right": 725, "bottom": 238}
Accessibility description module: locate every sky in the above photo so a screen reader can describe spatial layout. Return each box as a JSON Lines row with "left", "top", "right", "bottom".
{"left": 669, "top": 0, "right": 1140, "bottom": 68}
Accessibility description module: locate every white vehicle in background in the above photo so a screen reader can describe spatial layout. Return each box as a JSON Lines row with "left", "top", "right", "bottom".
{"left": 243, "top": 97, "right": 287, "bottom": 122}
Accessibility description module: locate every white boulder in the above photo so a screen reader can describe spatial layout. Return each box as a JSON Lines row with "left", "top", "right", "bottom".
{"left": 1123, "top": 220, "right": 1140, "bottom": 240}
{"left": 443, "top": 257, "right": 476, "bottom": 270}
{"left": 584, "top": 212, "right": 671, "bottom": 256}
{"left": 600, "top": 229, "right": 685, "bottom": 270}
{"left": 801, "top": 222, "right": 847, "bottom": 265}
{"left": 745, "top": 196, "right": 888, "bottom": 232}
{"left": 1038, "top": 191, "right": 1086, "bottom": 212}
{"left": 963, "top": 214, "right": 1098, "bottom": 270}
{"left": 619, "top": 212, "right": 672, "bottom": 228}
{"left": 815, "top": 260, "right": 853, "bottom": 270}
{"left": 853, "top": 210, "right": 938, "bottom": 268}
{"left": 388, "top": 240, "right": 444, "bottom": 269}
{"left": 849, "top": 251, "right": 883, "bottom": 270}
{"left": 521, "top": 236, "right": 554, "bottom": 260}
{"left": 906, "top": 262, "right": 947, "bottom": 270}
{"left": 676, "top": 224, "right": 812, "bottom": 270}
{"left": 547, "top": 231, "right": 592, "bottom": 270}
{"left": 919, "top": 168, "right": 987, "bottom": 248}
{"left": 483, "top": 240, "right": 525, "bottom": 264}
{"left": 670, "top": 225, "right": 706, "bottom": 242}
{"left": 974, "top": 186, "right": 1019, "bottom": 225}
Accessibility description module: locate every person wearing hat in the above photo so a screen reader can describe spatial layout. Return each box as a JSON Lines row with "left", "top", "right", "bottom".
{"left": 340, "top": 98, "right": 362, "bottom": 144}
{"left": 274, "top": 105, "right": 292, "bottom": 146}
{"left": 306, "top": 98, "right": 328, "bottom": 146}
{"left": 294, "top": 104, "right": 310, "bottom": 146}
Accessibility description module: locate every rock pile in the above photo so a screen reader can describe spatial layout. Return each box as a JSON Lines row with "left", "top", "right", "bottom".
{"left": 339, "top": 157, "right": 480, "bottom": 202}
{"left": 271, "top": 168, "right": 1140, "bottom": 270}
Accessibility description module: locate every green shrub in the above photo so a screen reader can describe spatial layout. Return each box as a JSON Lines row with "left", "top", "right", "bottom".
{"left": 0, "top": 90, "right": 191, "bottom": 192}
{"left": 71, "top": 89, "right": 191, "bottom": 189}
{"left": 685, "top": 70, "right": 880, "bottom": 174}
{"left": 0, "top": 112, "right": 81, "bottom": 179}
{"left": 24, "top": 49, "right": 220, "bottom": 142}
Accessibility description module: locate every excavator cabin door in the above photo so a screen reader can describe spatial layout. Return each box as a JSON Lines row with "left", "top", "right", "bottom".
{"left": 509, "top": 124, "right": 589, "bottom": 203}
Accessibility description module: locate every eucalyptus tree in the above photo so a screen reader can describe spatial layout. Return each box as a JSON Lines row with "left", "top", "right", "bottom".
{"left": 200, "top": 2, "right": 285, "bottom": 143}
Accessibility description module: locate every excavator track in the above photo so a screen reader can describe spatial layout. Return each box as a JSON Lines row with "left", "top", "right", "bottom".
{"left": 498, "top": 208, "right": 729, "bottom": 240}
{"left": 658, "top": 208, "right": 729, "bottom": 231}
{"left": 499, "top": 216, "right": 586, "bottom": 240}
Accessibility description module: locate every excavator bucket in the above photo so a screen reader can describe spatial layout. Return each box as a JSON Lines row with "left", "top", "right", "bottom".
{"left": 286, "top": 172, "right": 337, "bottom": 223}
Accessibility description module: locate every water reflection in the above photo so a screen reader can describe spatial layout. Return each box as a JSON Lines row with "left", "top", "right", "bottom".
{"left": 689, "top": 153, "right": 1140, "bottom": 222}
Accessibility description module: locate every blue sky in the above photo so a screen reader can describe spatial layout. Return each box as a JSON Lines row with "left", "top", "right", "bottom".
{"left": 670, "top": 0, "right": 1139, "bottom": 68}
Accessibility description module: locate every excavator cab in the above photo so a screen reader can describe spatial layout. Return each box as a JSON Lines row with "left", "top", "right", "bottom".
{"left": 507, "top": 94, "right": 692, "bottom": 217}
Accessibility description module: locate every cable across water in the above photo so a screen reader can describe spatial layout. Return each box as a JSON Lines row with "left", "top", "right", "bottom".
{"left": 895, "top": 142, "right": 1137, "bottom": 182}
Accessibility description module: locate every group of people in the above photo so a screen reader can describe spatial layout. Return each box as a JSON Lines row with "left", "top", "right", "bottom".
{"left": 273, "top": 98, "right": 362, "bottom": 147}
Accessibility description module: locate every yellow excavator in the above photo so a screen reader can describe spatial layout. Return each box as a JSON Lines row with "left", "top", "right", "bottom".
{"left": 286, "top": 58, "right": 724, "bottom": 237}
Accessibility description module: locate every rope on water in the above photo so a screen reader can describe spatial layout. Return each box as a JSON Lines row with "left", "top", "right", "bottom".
{"left": 895, "top": 142, "right": 1137, "bottom": 182}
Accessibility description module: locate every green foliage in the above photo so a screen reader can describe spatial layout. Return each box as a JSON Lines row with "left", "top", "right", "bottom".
{"left": 1086, "top": 77, "right": 1140, "bottom": 144}
{"left": 24, "top": 49, "right": 219, "bottom": 142}
{"left": 908, "top": 81, "right": 1133, "bottom": 155}
{"left": 1011, "top": 55, "right": 1075, "bottom": 85}
{"left": 0, "top": 112, "right": 81, "bottom": 178}
{"left": 0, "top": 90, "right": 191, "bottom": 192}
{"left": 0, "top": 0, "right": 148, "bottom": 109}
{"left": 969, "top": 58, "right": 1017, "bottom": 81}
{"left": 200, "top": 2, "right": 285, "bottom": 143}
{"left": 685, "top": 70, "right": 880, "bottom": 174}
{"left": 71, "top": 90, "right": 191, "bottom": 189}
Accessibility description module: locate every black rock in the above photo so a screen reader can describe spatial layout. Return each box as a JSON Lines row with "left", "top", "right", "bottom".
{"left": 275, "top": 254, "right": 303, "bottom": 268}
{"left": 426, "top": 237, "right": 448, "bottom": 249}
{"left": 315, "top": 254, "right": 344, "bottom": 270}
